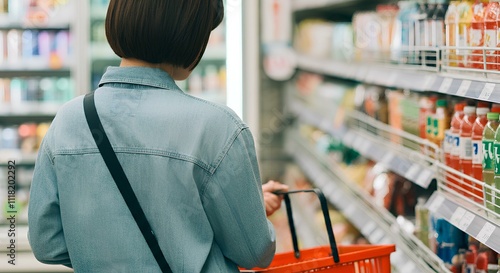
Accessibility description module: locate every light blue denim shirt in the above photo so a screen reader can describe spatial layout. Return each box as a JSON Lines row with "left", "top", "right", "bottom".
{"left": 28, "top": 67, "right": 276, "bottom": 273}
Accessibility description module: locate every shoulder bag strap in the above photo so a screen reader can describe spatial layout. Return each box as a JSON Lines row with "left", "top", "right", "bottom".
{"left": 83, "top": 92, "right": 173, "bottom": 273}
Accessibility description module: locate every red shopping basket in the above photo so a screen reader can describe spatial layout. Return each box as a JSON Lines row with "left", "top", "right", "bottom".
{"left": 241, "top": 189, "right": 396, "bottom": 273}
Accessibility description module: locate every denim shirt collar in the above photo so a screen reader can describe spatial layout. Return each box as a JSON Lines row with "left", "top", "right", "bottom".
{"left": 98, "top": 66, "right": 182, "bottom": 91}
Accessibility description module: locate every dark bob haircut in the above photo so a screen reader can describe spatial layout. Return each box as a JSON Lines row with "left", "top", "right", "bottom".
{"left": 105, "top": 0, "right": 224, "bottom": 69}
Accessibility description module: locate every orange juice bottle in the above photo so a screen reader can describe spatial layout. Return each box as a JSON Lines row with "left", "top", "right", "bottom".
{"left": 460, "top": 106, "right": 477, "bottom": 197}
{"left": 484, "top": 0, "right": 499, "bottom": 70}
{"left": 446, "top": 1, "right": 461, "bottom": 66}
{"left": 458, "top": 0, "right": 475, "bottom": 67}
{"left": 472, "top": 107, "right": 489, "bottom": 202}
{"left": 469, "top": 0, "right": 488, "bottom": 69}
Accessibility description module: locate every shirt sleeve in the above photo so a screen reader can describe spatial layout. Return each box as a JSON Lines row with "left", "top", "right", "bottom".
{"left": 201, "top": 127, "right": 276, "bottom": 269}
{"left": 28, "top": 134, "right": 72, "bottom": 268}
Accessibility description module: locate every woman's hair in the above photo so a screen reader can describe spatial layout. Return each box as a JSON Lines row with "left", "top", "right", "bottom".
{"left": 105, "top": 0, "right": 224, "bottom": 69}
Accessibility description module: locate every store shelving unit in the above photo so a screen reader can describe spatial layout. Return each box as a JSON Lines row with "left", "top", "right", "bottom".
{"left": 296, "top": 54, "right": 500, "bottom": 103}
{"left": 288, "top": 0, "right": 500, "bottom": 272}
{"left": 285, "top": 126, "right": 449, "bottom": 273}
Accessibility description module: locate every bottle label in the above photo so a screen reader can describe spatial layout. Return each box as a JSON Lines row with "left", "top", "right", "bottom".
{"left": 444, "top": 130, "right": 452, "bottom": 154}
{"left": 494, "top": 143, "right": 500, "bottom": 175}
{"left": 472, "top": 140, "right": 482, "bottom": 164}
{"left": 483, "top": 140, "right": 494, "bottom": 170}
{"left": 460, "top": 136, "right": 472, "bottom": 159}
{"left": 485, "top": 29, "right": 497, "bottom": 53}
{"left": 452, "top": 133, "right": 460, "bottom": 156}
{"left": 470, "top": 29, "right": 482, "bottom": 47}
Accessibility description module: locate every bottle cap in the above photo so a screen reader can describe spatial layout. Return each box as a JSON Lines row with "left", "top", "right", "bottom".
{"left": 487, "top": 112, "right": 500, "bottom": 120}
{"left": 454, "top": 103, "right": 465, "bottom": 112}
{"left": 476, "top": 107, "right": 489, "bottom": 116}
{"left": 464, "top": 106, "right": 476, "bottom": 114}
{"left": 436, "top": 99, "right": 447, "bottom": 107}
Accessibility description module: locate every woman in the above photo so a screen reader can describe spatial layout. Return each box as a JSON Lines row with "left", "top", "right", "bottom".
{"left": 28, "top": 0, "right": 288, "bottom": 272}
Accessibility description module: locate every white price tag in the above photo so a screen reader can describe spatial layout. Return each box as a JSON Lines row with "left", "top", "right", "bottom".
{"left": 362, "top": 222, "right": 377, "bottom": 236}
{"left": 386, "top": 73, "right": 399, "bottom": 87}
{"left": 360, "top": 140, "right": 371, "bottom": 155}
{"left": 401, "top": 262, "right": 416, "bottom": 273}
{"left": 456, "top": 80, "right": 472, "bottom": 96}
{"left": 344, "top": 204, "right": 356, "bottom": 216}
{"left": 422, "top": 75, "right": 437, "bottom": 91}
{"left": 416, "top": 169, "right": 434, "bottom": 188}
{"left": 370, "top": 229, "right": 385, "bottom": 243}
{"left": 450, "top": 207, "right": 467, "bottom": 226}
{"left": 479, "top": 83, "right": 495, "bottom": 100}
{"left": 477, "top": 222, "right": 496, "bottom": 244}
{"left": 353, "top": 135, "right": 364, "bottom": 151}
{"left": 342, "top": 131, "right": 355, "bottom": 147}
{"left": 405, "top": 164, "right": 420, "bottom": 181}
{"left": 458, "top": 211, "right": 476, "bottom": 231}
{"left": 439, "top": 78, "right": 454, "bottom": 94}
{"left": 428, "top": 195, "right": 445, "bottom": 212}
{"left": 381, "top": 153, "right": 395, "bottom": 165}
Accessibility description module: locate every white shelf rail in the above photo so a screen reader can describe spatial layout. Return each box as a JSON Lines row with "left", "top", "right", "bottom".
{"left": 287, "top": 129, "right": 450, "bottom": 273}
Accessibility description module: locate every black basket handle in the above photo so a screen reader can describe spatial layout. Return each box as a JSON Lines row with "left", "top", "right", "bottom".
{"left": 274, "top": 189, "right": 340, "bottom": 263}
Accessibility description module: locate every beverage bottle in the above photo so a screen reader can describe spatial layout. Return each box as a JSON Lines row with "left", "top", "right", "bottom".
{"left": 469, "top": 0, "right": 488, "bottom": 69}
{"left": 460, "top": 105, "right": 476, "bottom": 197}
{"left": 427, "top": 0, "right": 447, "bottom": 67}
{"left": 457, "top": 0, "right": 474, "bottom": 67}
{"left": 450, "top": 103, "right": 465, "bottom": 192}
{"left": 446, "top": 1, "right": 461, "bottom": 66}
{"left": 434, "top": 99, "right": 450, "bottom": 147}
{"left": 419, "top": 96, "right": 431, "bottom": 139}
{"left": 484, "top": 0, "right": 500, "bottom": 70}
{"left": 426, "top": 96, "right": 438, "bottom": 143}
{"left": 472, "top": 107, "right": 489, "bottom": 202}
{"left": 415, "top": 0, "right": 428, "bottom": 65}
{"left": 483, "top": 112, "right": 499, "bottom": 212}
{"left": 424, "top": 0, "right": 437, "bottom": 66}
{"left": 492, "top": 103, "right": 500, "bottom": 112}
{"left": 493, "top": 114, "right": 500, "bottom": 215}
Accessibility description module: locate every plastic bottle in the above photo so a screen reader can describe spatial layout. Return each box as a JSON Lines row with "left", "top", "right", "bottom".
{"left": 472, "top": 107, "right": 489, "bottom": 202}
{"left": 426, "top": 96, "right": 438, "bottom": 143}
{"left": 464, "top": 250, "right": 476, "bottom": 273}
{"left": 460, "top": 106, "right": 477, "bottom": 197}
{"left": 415, "top": 197, "right": 430, "bottom": 247}
{"left": 484, "top": 0, "right": 500, "bottom": 70}
{"left": 469, "top": 0, "right": 488, "bottom": 69}
{"left": 457, "top": 0, "right": 474, "bottom": 67}
{"left": 434, "top": 99, "right": 450, "bottom": 147}
{"left": 450, "top": 103, "right": 466, "bottom": 192}
{"left": 483, "top": 112, "right": 499, "bottom": 212}
{"left": 476, "top": 252, "right": 488, "bottom": 273}
{"left": 446, "top": 1, "right": 461, "bottom": 66}
{"left": 494, "top": 116, "right": 500, "bottom": 215}
{"left": 392, "top": 1, "right": 419, "bottom": 63}
{"left": 416, "top": 0, "right": 428, "bottom": 65}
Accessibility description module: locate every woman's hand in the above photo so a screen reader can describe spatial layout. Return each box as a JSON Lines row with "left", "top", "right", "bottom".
{"left": 262, "top": 180, "right": 289, "bottom": 217}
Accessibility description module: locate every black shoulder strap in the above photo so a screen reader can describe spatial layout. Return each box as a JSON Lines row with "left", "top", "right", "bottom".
{"left": 83, "top": 93, "right": 172, "bottom": 273}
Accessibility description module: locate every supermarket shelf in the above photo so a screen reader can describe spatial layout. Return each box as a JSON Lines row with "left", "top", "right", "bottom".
{"left": 0, "top": 68, "right": 71, "bottom": 78}
{"left": 0, "top": 102, "right": 62, "bottom": 115}
{"left": 426, "top": 191, "right": 500, "bottom": 253}
{"left": 292, "top": 0, "right": 357, "bottom": 11}
{"left": 289, "top": 97, "right": 436, "bottom": 189}
{"left": 0, "top": 151, "right": 37, "bottom": 166}
{"left": 286, "top": 130, "right": 449, "bottom": 273}
{"left": 0, "top": 23, "right": 71, "bottom": 30}
{"left": 296, "top": 54, "right": 500, "bottom": 103}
